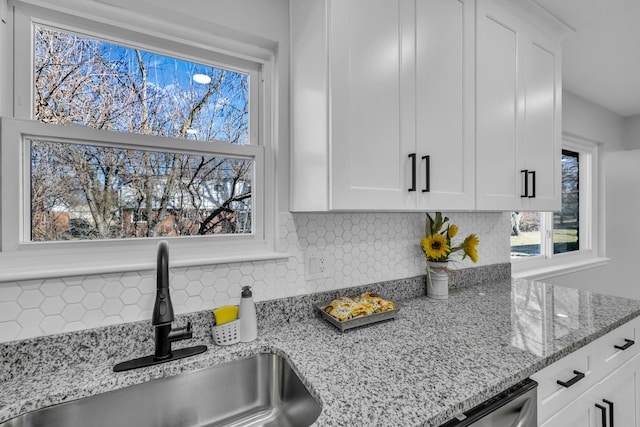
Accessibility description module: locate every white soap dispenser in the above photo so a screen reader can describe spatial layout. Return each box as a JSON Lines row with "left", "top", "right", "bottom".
{"left": 239, "top": 286, "right": 257, "bottom": 342}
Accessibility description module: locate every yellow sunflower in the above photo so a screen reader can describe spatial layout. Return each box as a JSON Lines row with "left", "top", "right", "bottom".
{"left": 462, "top": 234, "right": 479, "bottom": 263}
{"left": 421, "top": 234, "right": 450, "bottom": 261}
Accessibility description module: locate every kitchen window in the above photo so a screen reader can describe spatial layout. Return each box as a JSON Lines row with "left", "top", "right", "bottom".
{"left": 511, "top": 137, "right": 602, "bottom": 278}
{"left": 1, "top": 5, "right": 279, "bottom": 280}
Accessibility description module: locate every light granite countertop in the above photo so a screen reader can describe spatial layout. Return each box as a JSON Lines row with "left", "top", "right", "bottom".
{"left": 2, "top": 275, "right": 640, "bottom": 426}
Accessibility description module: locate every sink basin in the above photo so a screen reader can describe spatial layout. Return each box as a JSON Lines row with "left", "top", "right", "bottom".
{"left": 2, "top": 353, "right": 321, "bottom": 427}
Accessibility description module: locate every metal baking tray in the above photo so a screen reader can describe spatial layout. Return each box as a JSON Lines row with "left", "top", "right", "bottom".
{"left": 314, "top": 300, "right": 400, "bottom": 331}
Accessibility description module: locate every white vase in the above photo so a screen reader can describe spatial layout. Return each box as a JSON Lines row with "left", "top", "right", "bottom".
{"left": 426, "top": 261, "right": 449, "bottom": 299}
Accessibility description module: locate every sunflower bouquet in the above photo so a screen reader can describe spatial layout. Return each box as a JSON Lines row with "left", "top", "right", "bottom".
{"left": 420, "top": 212, "right": 479, "bottom": 264}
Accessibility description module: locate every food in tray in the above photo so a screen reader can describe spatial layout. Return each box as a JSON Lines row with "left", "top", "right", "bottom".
{"left": 323, "top": 292, "right": 396, "bottom": 321}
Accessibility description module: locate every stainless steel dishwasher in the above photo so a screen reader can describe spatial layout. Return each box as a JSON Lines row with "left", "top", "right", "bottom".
{"left": 440, "top": 378, "right": 537, "bottom": 427}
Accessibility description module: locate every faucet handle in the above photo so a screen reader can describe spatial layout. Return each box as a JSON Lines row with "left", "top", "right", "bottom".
{"left": 186, "top": 321, "right": 192, "bottom": 332}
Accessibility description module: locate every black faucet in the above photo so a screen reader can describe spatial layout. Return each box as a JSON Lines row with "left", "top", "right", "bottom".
{"left": 152, "top": 241, "right": 192, "bottom": 360}
{"left": 114, "top": 241, "right": 207, "bottom": 372}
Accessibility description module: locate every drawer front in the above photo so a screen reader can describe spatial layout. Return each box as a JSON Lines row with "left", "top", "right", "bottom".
{"left": 531, "top": 341, "right": 599, "bottom": 424}
{"left": 598, "top": 317, "right": 640, "bottom": 373}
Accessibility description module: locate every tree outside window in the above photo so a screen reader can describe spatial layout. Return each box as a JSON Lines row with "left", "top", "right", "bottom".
{"left": 30, "top": 25, "right": 253, "bottom": 241}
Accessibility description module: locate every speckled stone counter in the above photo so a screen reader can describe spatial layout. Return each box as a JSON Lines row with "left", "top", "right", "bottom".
{"left": 2, "top": 272, "right": 640, "bottom": 426}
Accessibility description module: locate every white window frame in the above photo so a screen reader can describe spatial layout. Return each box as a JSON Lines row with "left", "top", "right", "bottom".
{"left": 511, "top": 134, "right": 607, "bottom": 279}
{"left": 0, "top": 2, "right": 284, "bottom": 281}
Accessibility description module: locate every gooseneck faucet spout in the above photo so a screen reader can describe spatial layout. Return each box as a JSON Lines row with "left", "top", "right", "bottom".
{"left": 113, "top": 241, "right": 207, "bottom": 372}
{"left": 152, "top": 240, "right": 174, "bottom": 327}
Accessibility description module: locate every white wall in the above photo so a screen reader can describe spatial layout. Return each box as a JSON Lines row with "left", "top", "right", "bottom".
{"left": 562, "top": 90, "right": 625, "bottom": 151}
{"left": 623, "top": 115, "right": 640, "bottom": 150}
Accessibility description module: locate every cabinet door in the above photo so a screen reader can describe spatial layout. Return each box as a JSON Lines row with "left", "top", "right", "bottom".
{"left": 522, "top": 28, "right": 561, "bottom": 211}
{"left": 475, "top": 0, "right": 524, "bottom": 210}
{"left": 541, "top": 392, "right": 593, "bottom": 427}
{"left": 330, "top": 0, "right": 416, "bottom": 210}
{"left": 414, "top": 0, "right": 474, "bottom": 210}
{"left": 594, "top": 355, "right": 640, "bottom": 427}
{"left": 476, "top": 0, "right": 562, "bottom": 211}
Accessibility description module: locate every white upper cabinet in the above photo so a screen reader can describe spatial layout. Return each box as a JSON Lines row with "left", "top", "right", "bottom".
{"left": 476, "top": 0, "right": 563, "bottom": 211}
{"left": 290, "top": 0, "right": 474, "bottom": 211}
{"left": 414, "top": 0, "right": 475, "bottom": 210}
{"left": 290, "top": 0, "right": 564, "bottom": 212}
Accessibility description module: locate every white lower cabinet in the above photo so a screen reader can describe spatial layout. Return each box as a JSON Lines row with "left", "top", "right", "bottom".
{"left": 542, "top": 354, "right": 639, "bottom": 427}
{"left": 535, "top": 317, "right": 640, "bottom": 426}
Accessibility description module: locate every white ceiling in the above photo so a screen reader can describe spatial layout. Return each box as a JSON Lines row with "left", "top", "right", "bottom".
{"left": 534, "top": 0, "right": 640, "bottom": 117}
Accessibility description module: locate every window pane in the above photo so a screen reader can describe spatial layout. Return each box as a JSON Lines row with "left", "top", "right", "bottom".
{"left": 30, "top": 140, "right": 252, "bottom": 241}
{"left": 34, "top": 25, "right": 249, "bottom": 145}
{"left": 554, "top": 150, "right": 579, "bottom": 254}
{"left": 510, "top": 212, "right": 542, "bottom": 258}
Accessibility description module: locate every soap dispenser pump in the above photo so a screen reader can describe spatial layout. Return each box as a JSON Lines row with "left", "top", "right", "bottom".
{"left": 239, "top": 286, "right": 257, "bottom": 342}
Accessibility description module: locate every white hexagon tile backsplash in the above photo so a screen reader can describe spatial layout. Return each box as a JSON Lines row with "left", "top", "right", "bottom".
{"left": 0, "top": 212, "right": 510, "bottom": 342}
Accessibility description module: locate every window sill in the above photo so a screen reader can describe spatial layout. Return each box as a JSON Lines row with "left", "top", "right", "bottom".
{"left": 0, "top": 247, "right": 290, "bottom": 282}
{"left": 511, "top": 257, "right": 610, "bottom": 281}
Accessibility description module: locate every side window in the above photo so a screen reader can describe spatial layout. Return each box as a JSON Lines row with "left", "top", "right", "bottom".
{"left": 511, "top": 142, "right": 596, "bottom": 267}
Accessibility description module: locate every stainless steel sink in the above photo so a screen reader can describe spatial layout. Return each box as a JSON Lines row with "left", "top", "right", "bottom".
{"left": 2, "top": 353, "right": 322, "bottom": 427}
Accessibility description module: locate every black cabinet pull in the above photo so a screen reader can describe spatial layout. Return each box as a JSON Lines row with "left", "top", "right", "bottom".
{"left": 520, "top": 170, "right": 529, "bottom": 197}
{"left": 557, "top": 370, "right": 585, "bottom": 388}
{"left": 408, "top": 153, "right": 416, "bottom": 192}
{"left": 603, "top": 399, "right": 614, "bottom": 427}
{"left": 614, "top": 338, "right": 635, "bottom": 351}
{"left": 595, "top": 404, "right": 607, "bottom": 427}
{"left": 422, "top": 155, "right": 430, "bottom": 193}
{"left": 528, "top": 170, "right": 536, "bottom": 198}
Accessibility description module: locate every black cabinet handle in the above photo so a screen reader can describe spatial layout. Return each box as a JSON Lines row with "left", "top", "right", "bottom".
{"left": 520, "top": 170, "right": 529, "bottom": 197}
{"left": 557, "top": 370, "right": 585, "bottom": 388}
{"left": 422, "top": 155, "right": 430, "bottom": 193}
{"left": 528, "top": 170, "right": 536, "bottom": 198}
{"left": 408, "top": 153, "right": 416, "bottom": 192}
{"left": 595, "top": 403, "right": 607, "bottom": 427}
{"left": 603, "top": 399, "right": 614, "bottom": 427}
{"left": 614, "top": 338, "right": 635, "bottom": 351}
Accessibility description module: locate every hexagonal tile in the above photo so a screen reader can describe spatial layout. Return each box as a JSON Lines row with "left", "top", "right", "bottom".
{"left": 0, "top": 321, "right": 20, "bottom": 342}
{"left": 137, "top": 294, "right": 155, "bottom": 311}
{"left": 171, "top": 290, "right": 188, "bottom": 307}
{"left": 61, "top": 304, "right": 85, "bottom": 322}
{"left": 251, "top": 268, "right": 266, "bottom": 282}
{"left": 185, "top": 281, "right": 203, "bottom": 297}
{"left": 17, "top": 309, "right": 45, "bottom": 328}
{"left": 81, "top": 292, "right": 104, "bottom": 310}
{"left": 200, "top": 287, "right": 215, "bottom": 303}
{"left": 171, "top": 273, "right": 189, "bottom": 291}
{"left": 101, "top": 281, "right": 124, "bottom": 300}
{"left": 206, "top": 273, "right": 226, "bottom": 292}
{"left": 17, "top": 290, "right": 44, "bottom": 309}
{"left": 121, "top": 288, "right": 142, "bottom": 305}
{"left": 40, "top": 280, "right": 66, "bottom": 297}
{"left": 0, "top": 302, "right": 21, "bottom": 322}
{"left": 62, "top": 286, "right": 86, "bottom": 304}
{"left": 81, "top": 276, "right": 106, "bottom": 293}
{"left": 185, "top": 296, "right": 203, "bottom": 311}
{"left": 40, "top": 315, "right": 66, "bottom": 335}
{"left": 82, "top": 310, "right": 106, "bottom": 326}
{"left": 0, "top": 285, "right": 21, "bottom": 302}
{"left": 201, "top": 271, "right": 215, "bottom": 285}
{"left": 40, "top": 297, "right": 66, "bottom": 315}
{"left": 121, "top": 272, "right": 142, "bottom": 289}
{"left": 120, "top": 305, "right": 144, "bottom": 322}
{"left": 186, "top": 268, "right": 203, "bottom": 281}
{"left": 101, "top": 299, "right": 124, "bottom": 317}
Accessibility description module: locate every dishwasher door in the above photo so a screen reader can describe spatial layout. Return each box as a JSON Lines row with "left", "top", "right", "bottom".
{"left": 440, "top": 378, "right": 537, "bottom": 427}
